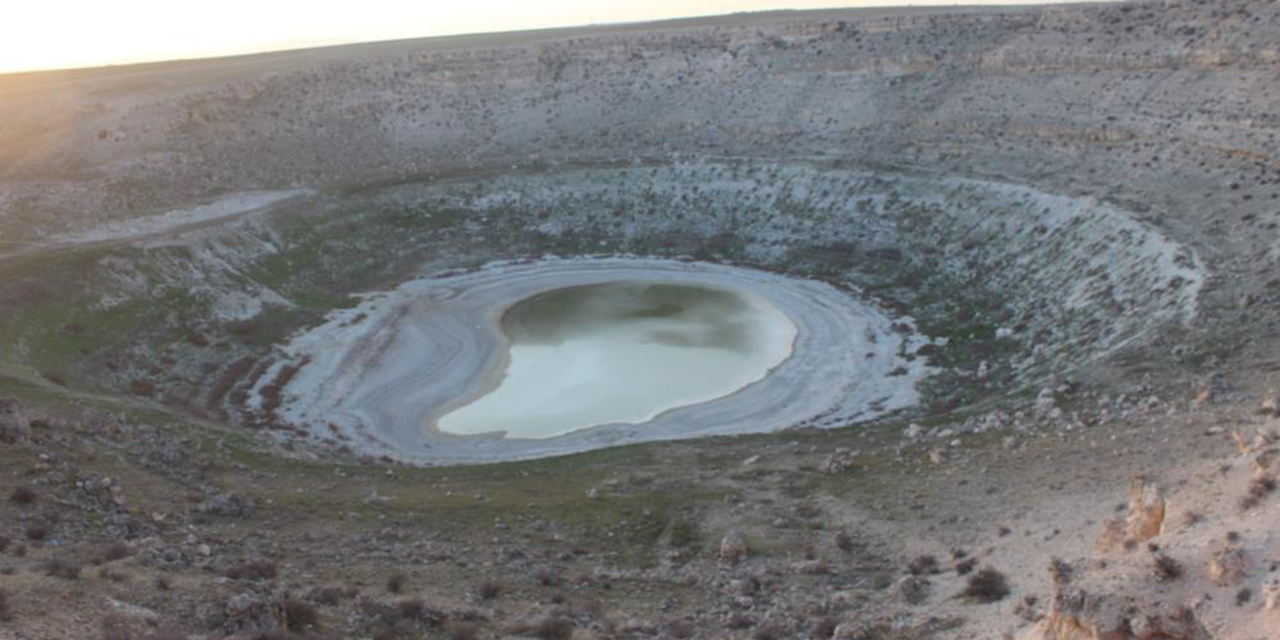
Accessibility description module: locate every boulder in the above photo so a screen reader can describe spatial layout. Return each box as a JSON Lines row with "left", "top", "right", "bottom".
{"left": 0, "top": 397, "right": 31, "bottom": 443}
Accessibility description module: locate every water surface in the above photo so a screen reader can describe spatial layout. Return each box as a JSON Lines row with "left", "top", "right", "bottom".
{"left": 436, "top": 281, "right": 796, "bottom": 438}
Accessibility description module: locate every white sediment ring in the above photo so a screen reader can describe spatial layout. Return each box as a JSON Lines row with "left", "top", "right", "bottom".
{"left": 272, "top": 257, "right": 934, "bottom": 464}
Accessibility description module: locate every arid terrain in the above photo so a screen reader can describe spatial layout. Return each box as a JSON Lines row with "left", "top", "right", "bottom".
{"left": 1, "top": 0, "right": 1279, "bottom": 638}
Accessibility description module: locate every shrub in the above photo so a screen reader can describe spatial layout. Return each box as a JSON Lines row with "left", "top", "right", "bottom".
{"left": 1241, "top": 475, "right": 1276, "bottom": 510}
{"left": 129, "top": 379, "right": 157, "bottom": 397}
{"left": 282, "top": 598, "right": 319, "bottom": 631}
{"left": 43, "top": 557, "right": 82, "bottom": 580}
{"left": 9, "top": 486, "right": 37, "bottom": 505}
{"left": 225, "top": 560, "right": 277, "bottom": 581}
{"left": 446, "top": 621, "right": 478, "bottom": 640}
{"left": 812, "top": 616, "right": 839, "bottom": 639}
{"left": 1153, "top": 553, "right": 1182, "bottom": 581}
{"left": 387, "top": 572, "right": 407, "bottom": 594}
{"left": 961, "top": 568, "right": 1010, "bottom": 603}
{"left": 0, "top": 588, "right": 11, "bottom": 622}
{"left": 25, "top": 524, "right": 50, "bottom": 541}
{"left": 509, "top": 615, "right": 575, "bottom": 640}
{"left": 477, "top": 580, "right": 502, "bottom": 600}
{"left": 907, "top": 554, "right": 939, "bottom": 576}
{"left": 834, "top": 531, "right": 854, "bottom": 552}
{"left": 0, "top": 535, "right": 9, "bottom": 553}
{"left": 98, "top": 542, "right": 131, "bottom": 564}
{"left": 754, "top": 624, "right": 786, "bottom": 640}
{"left": 395, "top": 598, "right": 425, "bottom": 621}
{"left": 313, "top": 586, "right": 346, "bottom": 606}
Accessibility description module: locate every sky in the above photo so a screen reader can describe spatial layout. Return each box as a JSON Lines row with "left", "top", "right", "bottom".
{"left": 0, "top": 0, "right": 1081, "bottom": 74}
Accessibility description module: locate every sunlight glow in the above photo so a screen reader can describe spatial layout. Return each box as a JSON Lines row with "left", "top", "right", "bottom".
{"left": 1, "top": 0, "right": 1085, "bottom": 74}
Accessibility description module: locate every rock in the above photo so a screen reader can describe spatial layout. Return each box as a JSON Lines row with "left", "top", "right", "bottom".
{"left": 904, "top": 423, "right": 923, "bottom": 439}
{"left": 1208, "top": 547, "right": 1247, "bottom": 586}
{"left": 1124, "top": 476, "right": 1165, "bottom": 542}
{"left": 1023, "top": 587, "right": 1211, "bottom": 640}
{"left": 928, "top": 449, "right": 947, "bottom": 464}
{"left": 1259, "top": 389, "right": 1278, "bottom": 417}
{"left": 1192, "top": 372, "right": 1229, "bottom": 408}
{"left": 719, "top": 532, "right": 749, "bottom": 563}
{"left": 0, "top": 397, "right": 31, "bottom": 444}
{"left": 1034, "top": 387, "right": 1057, "bottom": 415}
{"left": 1096, "top": 476, "right": 1165, "bottom": 552}
{"left": 1263, "top": 578, "right": 1279, "bottom": 610}
{"left": 833, "top": 623, "right": 863, "bottom": 640}
{"left": 892, "top": 575, "right": 930, "bottom": 605}
{"left": 996, "top": 327, "right": 1014, "bottom": 339}
{"left": 819, "top": 449, "right": 856, "bottom": 474}
{"left": 741, "top": 454, "right": 761, "bottom": 466}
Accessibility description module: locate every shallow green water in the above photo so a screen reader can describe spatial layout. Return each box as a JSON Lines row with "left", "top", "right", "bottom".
{"left": 436, "top": 281, "right": 796, "bottom": 438}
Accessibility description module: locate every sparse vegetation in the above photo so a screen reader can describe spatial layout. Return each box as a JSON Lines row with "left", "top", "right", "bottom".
{"left": 224, "top": 560, "right": 278, "bottom": 581}
{"left": 1153, "top": 553, "right": 1182, "bottom": 581}
{"left": 282, "top": 598, "right": 319, "bottom": 632}
{"left": 1240, "top": 474, "right": 1276, "bottom": 510}
{"left": 9, "top": 485, "right": 37, "bottom": 505}
{"left": 477, "top": 580, "right": 502, "bottom": 600}
{"left": 43, "top": 557, "right": 82, "bottom": 580}
{"left": 960, "top": 568, "right": 1010, "bottom": 603}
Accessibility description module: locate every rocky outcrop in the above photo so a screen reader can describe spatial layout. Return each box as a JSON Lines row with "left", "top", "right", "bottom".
{"left": 1095, "top": 476, "right": 1165, "bottom": 553}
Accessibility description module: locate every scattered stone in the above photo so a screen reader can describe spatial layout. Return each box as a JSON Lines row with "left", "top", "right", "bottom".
{"left": 819, "top": 449, "right": 856, "bottom": 474}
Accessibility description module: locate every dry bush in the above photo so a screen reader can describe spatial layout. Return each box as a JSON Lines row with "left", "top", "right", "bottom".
{"left": 477, "top": 580, "right": 502, "bottom": 600}
{"left": 282, "top": 598, "right": 319, "bottom": 632}
{"left": 96, "top": 542, "right": 131, "bottom": 564}
{"left": 0, "top": 588, "right": 12, "bottom": 622}
{"left": 446, "top": 621, "right": 479, "bottom": 640}
{"left": 834, "top": 530, "right": 854, "bottom": 552}
{"left": 312, "top": 586, "right": 347, "bottom": 606}
{"left": 1241, "top": 475, "right": 1276, "bottom": 510}
{"left": 1153, "top": 553, "right": 1183, "bottom": 581}
{"left": 960, "top": 568, "right": 1010, "bottom": 603}
{"left": 44, "top": 557, "right": 82, "bottom": 580}
{"left": 812, "top": 616, "right": 839, "bottom": 639}
{"left": 754, "top": 623, "right": 786, "bottom": 640}
{"left": 224, "top": 560, "right": 277, "bottom": 581}
{"left": 907, "top": 554, "right": 939, "bottom": 576}
{"left": 510, "top": 615, "right": 574, "bottom": 640}
{"left": 395, "top": 598, "right": 426, "bottom": 621}
{"left": 129, "top": 379, "right": 157, "bottom": 397}
{"left": 387, "top": 572, "right": 408, "bottom": 594}
{"left": 9, "top": 486, "right": 37, "bottom": 505}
